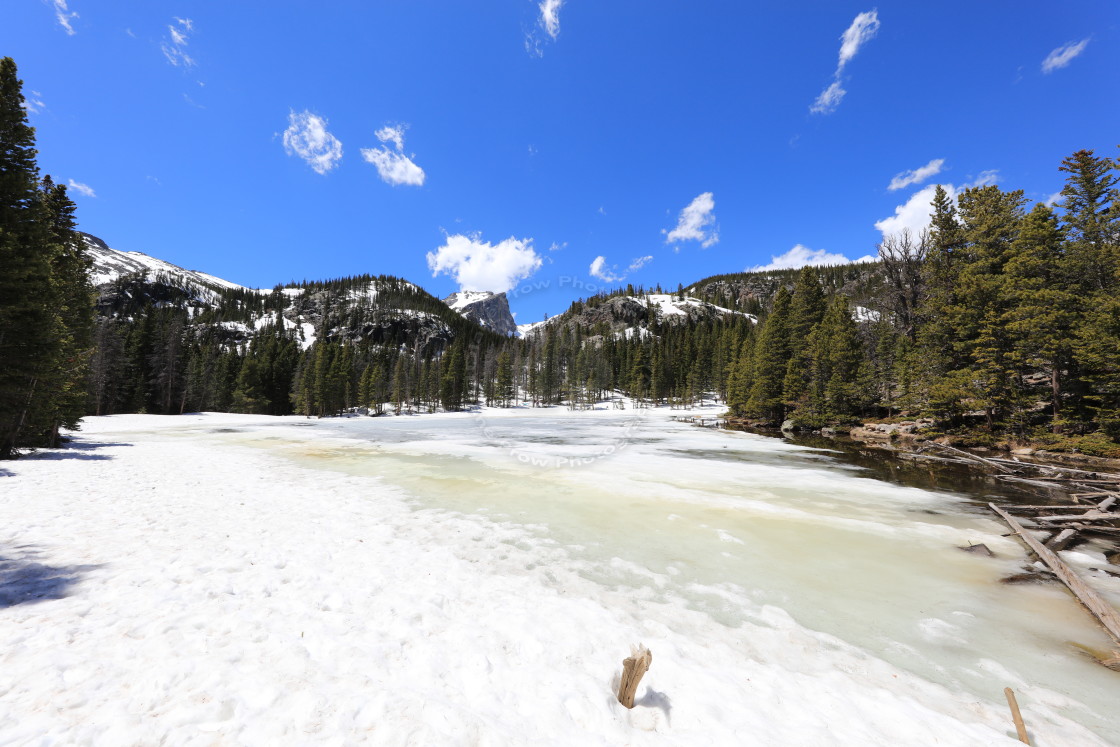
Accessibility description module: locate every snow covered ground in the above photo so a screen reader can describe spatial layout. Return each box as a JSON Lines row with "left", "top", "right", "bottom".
{"left": 2, "top": 409, "right": 1118, "bottom": 745}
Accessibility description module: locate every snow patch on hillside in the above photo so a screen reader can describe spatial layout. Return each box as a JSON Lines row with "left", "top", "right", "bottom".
{"left": 446, "top": 290, "right": 495, "bottom": 312}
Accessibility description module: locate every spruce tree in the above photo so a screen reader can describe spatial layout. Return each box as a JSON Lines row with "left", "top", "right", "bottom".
{"left": 0, "top": 58, "right": 93, "bottom": 455}
{"left": 782, "top": 267, "right": 827, "bottom": 407}
{"left": 1004, "top": 203, "right": 1075, "bottom": 426}
{"left": 746, "top": 286, "right": 791, "bottom": 422}
{"left": 1059, "top": 149, "right": 1119, "bottom": 291}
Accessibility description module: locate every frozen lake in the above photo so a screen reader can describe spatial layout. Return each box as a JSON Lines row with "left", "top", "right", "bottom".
{"left": 2, "top": 407, "right": 1118, "bottom": 744}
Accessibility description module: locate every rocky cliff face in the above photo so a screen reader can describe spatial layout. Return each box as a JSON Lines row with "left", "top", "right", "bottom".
{"left": 443, "top": 291, "right": 517, "bottom": 336}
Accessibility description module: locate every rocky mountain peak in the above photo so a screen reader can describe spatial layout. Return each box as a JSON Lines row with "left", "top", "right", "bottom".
{"left": 443, "top": 290, "right": 516, "bottom": 336}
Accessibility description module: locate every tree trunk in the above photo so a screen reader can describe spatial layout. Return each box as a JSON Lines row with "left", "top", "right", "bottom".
{"left": 1051, "top": 367, "right": 1062, "bottom": 433}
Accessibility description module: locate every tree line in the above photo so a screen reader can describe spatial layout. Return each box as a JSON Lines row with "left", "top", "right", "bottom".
{"left": 726, "top": 148, "right": 1120, "bottom": 454}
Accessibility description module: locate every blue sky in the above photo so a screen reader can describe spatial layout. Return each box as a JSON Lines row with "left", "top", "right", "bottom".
{"left": 4, "top": 1, "right": 1118, "bottom": 324}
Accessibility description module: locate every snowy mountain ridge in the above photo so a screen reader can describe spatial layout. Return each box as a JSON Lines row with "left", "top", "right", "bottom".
{"left": 82, "top": 233, "right": 247, "bottom": 304}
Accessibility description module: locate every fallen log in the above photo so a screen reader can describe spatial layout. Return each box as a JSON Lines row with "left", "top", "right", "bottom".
{"left": 927, "top": 443, "right": 1017, "bottom": 473}
{"left": 990, "top": 503, "right": 1120, "bottom": 647}
{"left": 994, "top": 475, "right": 1074, "bottom": 490}
{"left": 1035, "top": 511, "right": 1120, "bottom": 524}
{"left": 1045, "top": 528, "right": 1079, "bottom": 552}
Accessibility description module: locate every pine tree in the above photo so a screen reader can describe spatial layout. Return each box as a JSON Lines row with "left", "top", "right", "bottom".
{"left": 0, "top": 58, "right": 93, "bottom": 455}
{"left": 495, "top": 349, "right": 514, "bottom": 407}
{"left": 782, "top": 267, "right": 827, "bottom": 407}
{"left": 1003, "top": 203, "right": 1075, "bottom": 427}
{"left": 1059, "top": 149, "right": 1119, "bottom": 291}
{"left": 809, "top": 296, "right": 868, "bottom": 422}
{"left": 746, "top": 286, "right": 792, "bottom": 422}
{"left": 951, "top": 185, "right": 1028, "bottom": 428}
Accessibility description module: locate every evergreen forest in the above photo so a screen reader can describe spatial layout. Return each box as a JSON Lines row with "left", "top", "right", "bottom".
{"left": 2, "top": 56, "right": 1119, "bottom": 458}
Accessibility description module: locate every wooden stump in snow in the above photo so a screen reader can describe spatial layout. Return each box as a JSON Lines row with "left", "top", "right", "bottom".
{"left": 1004, "top": 687, "right": 1031, "bottom": 744}
{"left": 617, "top": 645, "right": 652, "bottom": 709}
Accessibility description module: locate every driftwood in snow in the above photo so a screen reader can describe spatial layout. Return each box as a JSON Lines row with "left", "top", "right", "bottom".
{"left": 990, "top": 503, "right": 1120, "bottom": 647}
{"left": 617, "top": 645, "right": 652, "bottom": 709}
{"left": 1004, "top": 688, "right": 1031, "bottom": 745}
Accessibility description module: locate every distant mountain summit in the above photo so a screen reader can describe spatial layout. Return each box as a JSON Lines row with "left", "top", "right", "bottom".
{"left": 443, "top": 290, "right": 517, "bottom": 336}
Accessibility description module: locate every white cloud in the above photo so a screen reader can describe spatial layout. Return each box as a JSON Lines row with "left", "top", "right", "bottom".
{"left": 161, "top": 17, "right": 195, "bottom": 67}
{"left": 360, "top": 124, "right": 425, "bottom": 187}
{"left": 21, "top": 90, "right": 45, "bottom": 114}
{"left": 589, "top": 256, "right": 620, "bottom": 283}
{"left": 969, "top": 169, "right": 999, "bottom": 187}
{"left": 874, "top": 184, "right": 942, "bottom": 238}
{"left": 1045, "top": 191, "right": 1064, "bottom": 207}
{"left": 810, "top": 80, "right": 846, "bottom": 115}
{"left": 67, "top": 179, "right": 95, "bottom": 198}
{"left": 427, "top": 233, "right": 543, "bottom": 293}
{"left": 52, "top": 0, "right": 77, "bottom": 35}
{"left": 628, "top": 255, "right": 653, "bottom": 272}
{"left": 526, "top": 0, "right": 565, "bottom": 57}
{"left": 663, "top": 192, "right": 719, "bottom": 248}
{"left": 749, "top": 245, "right": 875, "bottom": 272}
{"left": 837, "top": 10, "right": 881, "bottom": 71}
{"left": 811, "top": 10, "right": 880, "bottom": 115}
{"left": 874, "top": 171, "right": 1000, "bottom": 238}
{"left": 374, "top": 125, "right": 405, "bottom": 152}
{"left": 1042, "top": 39, "right": 1089, "bottom": 73}
{"left": 539, "top": 0, "right": 564, "bottom": 39}
{"left": 282, "top": 110, "right": 343, "bottom": 175}
{"left": 888, "top": 158, "right": 945, "bottom": 191}
{"left": 589, "top": 254, "right": 653, "bottom": 283}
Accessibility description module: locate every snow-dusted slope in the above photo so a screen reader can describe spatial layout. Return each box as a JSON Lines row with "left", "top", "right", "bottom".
{"left": 444, "top": 290, "right": 495, "bottom": 312}
{"left": 519, "top": 293, "right": 756, "bottom": 340}
{"left": 82, "top": 233, "right": 247, "bottom": 296}
{"left": 637, "top": 293, "right": 758, "bottom": 323}
{"left": 516, "top": 320, "right": 549, "bottom": 338}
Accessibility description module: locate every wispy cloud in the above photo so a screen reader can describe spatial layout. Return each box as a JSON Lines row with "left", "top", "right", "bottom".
{"left": 360, "top": 125, "right": 426, "bottom": 187}
{"left": 837, "top": 11, "right": 880, "bottom": 69}
{"left": 67, "top": 179, "right": 96, "bottom": 198}
{"left": 589, "top": 254, "right": 653, "bottom": 283}
{"left": 811, "top": 81, "right": 846, "bottom": 115}
{"left": 888, "top": 158, "right": 945, "bottom": 191}
{"left": 749, "top": 245, "right": 875, "bottom": 272}
{"left": 663, "top": 192, "right": 719, "bottom": 248}
{"left": 1042, "top": 39, "right": 1089, "bottom": 73}
{"left": 811, "top": 10, "right": 880, "bottom": 115}
{"left": 540, "top": 0, "right": 564, "bottom": 38}
{"left": 282, "top": 110, "right": 343, "bottom": 175}
{"left": 161, "top": 17, "right": 195, "bottom": 67}
{"left": 21, "top": 90, "right": 45, "bottom": 114}
{"left": 628, "top": 255, "right": 653, "bottom": 272}
{"left": 51, "top": 0, "right": 78, "bottom": 35}
{"left": 427, "top": 233, "right": 543, "bottom": 293}
{"left": 526, "top": 0, "right": 565, "bottom": 57}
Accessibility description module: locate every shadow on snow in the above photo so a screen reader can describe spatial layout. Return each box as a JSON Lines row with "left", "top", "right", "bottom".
{"left": 0, "top": 545, "right": 101, "bottom": 608}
